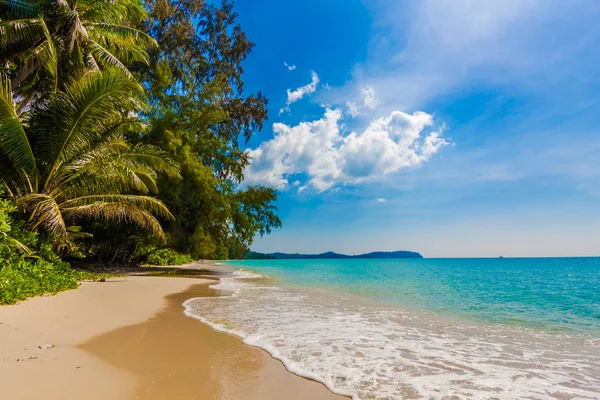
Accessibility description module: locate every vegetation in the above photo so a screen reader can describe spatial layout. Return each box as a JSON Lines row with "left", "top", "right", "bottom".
{"left": 145, "top": 248, "right": 193, "bottom": 266}
{"left": 0, "top": 0, "right": 155, "bottom": 99}
{"left": 244, "top": 251, "right": 275, "bottom": 260}
{"left": 268, "top": 251, "right": 424, "bottom": 259}
{"left": 0, "top": 189, "right": 117, "bottom": 304}
{"left": 135, "top": 0, "right": 281, "bottom": 260}
{"left": 0, "top": 0, "right": 281, "bottom": 302}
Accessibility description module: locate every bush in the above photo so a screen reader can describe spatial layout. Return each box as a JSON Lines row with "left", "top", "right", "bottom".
{"left": 0, "top": 190, "right": 118, "bottom": 305}
{"left": 0, "top": 258, "right": 78, "bottom": 304}
{"left": 145, "top": 248, "right": 194, "bottom": 266}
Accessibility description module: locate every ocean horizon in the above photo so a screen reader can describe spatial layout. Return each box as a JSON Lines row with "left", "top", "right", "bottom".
{"left": 184, "top": 257, "right": 600, "bottom": 399}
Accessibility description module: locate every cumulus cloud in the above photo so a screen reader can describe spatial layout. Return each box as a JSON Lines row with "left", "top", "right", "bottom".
{"left": 244, "top": 108, "right": 448, "bottom": 192}
{"left": 284, "top": 61, "right": 296, "bottom": 71}
{"left": 279, "top": 71, "right": 320, "bottom": 114}
{"left": 345, "top": 85, "right": 382, "bottom": 117}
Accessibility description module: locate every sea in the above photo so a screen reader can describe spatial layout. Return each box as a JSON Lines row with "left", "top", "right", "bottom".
{"left": 183, "top": 257, "right": 600, "bottom": 399}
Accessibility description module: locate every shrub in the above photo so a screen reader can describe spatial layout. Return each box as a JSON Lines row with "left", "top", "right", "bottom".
{"left": 145, "top": 248, "right": 194, "bottom": 266}
{"left": 0, "top": 190, "right": 117, "bottom": 305}
{"left": 0, "top": 258, "right": 78, "bottom": 305}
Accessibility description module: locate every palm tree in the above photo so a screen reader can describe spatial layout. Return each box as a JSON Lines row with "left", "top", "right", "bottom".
{"left": 0, "top": 69, "right": 179, "bottom": 243}
{"left": 0, "top": 0, "right": 155, "bottom": 102}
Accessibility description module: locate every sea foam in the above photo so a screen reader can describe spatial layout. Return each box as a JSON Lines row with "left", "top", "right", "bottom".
{"left": 183, "top": 270, "right": 600, "bottom": 399}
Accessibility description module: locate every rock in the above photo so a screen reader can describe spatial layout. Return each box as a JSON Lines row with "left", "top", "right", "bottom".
{"left": 99, "top": 278, "right": 106, "bottom": 282}
{"left": 39, "top": 344, "right": 54, "bottom": 350}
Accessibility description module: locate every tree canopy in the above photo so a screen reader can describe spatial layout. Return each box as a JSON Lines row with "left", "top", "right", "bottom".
{"left": 0, "top": 0, "right": 281, "bottom": 265}
{"left": 137, "top": 0, "right": 281, "bottom": 259}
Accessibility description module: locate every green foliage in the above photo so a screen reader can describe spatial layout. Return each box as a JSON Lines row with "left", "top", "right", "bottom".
{"left": 144, "top": 248, "right": 193, "bottom": 266}
{"left": 0, "top": 0, "right": 155, "bottom": 98}
{"left": 0, "top": 259, "right": 122, "bottom": 305}
{"left": 1, "top": 0, "right": 177, "bottom": 258}
{"left": 0, "top": 189, "right": 29, "bottom": 253}
{"left": 138, "top": 0, "right": 281, "bottom": 259}
{"left": 0, "top": 190, "right": 118, "bottom": 305}
{"left": 1, "top": 0, "right": 282, "bottom": 271}
{"left": 0, "top": 258, "right": 77, "bottom": 305}
{"left": 244, "top": 251, "right": 275, "bottom": 260}
{"left": 0, "top": 69, "right": 179, "bottom": 245}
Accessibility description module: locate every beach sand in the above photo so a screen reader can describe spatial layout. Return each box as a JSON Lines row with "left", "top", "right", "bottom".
{"left": 0, "top": 275, "right": 344, "bottom": 400}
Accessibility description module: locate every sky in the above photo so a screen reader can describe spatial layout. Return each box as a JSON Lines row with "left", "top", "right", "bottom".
{"left": 231, "top": 0, "right": 600, "bottom": 258}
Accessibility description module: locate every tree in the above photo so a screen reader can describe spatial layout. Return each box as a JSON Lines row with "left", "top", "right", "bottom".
{"left": 0, "top": 70, "right": 179, "bottom": 244}
{"left": 0, "top": 0, "right": 155, "bottom": 103}
{"left": 138, "top": 0, "right": 280, "bottom": 259}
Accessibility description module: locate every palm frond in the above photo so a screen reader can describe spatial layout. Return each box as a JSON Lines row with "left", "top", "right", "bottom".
{"left": 85, "top": 22, "right": 157, "bottom": 48}
{"left": 61, "top": 202, "right": 167, "bottom": 243}
{"left": 0, "top": 18, "right": 44, "bottom": 48}
{"left": 124, "top": 144, "right": 181, "bottom": 178}
{"left": 18, "top": 193, "right": 66, "bottom": 237}
{"left": 0, "top": 1, "right": 39, "bottom": 19}
{"left": 0, "top": 73, "right": 37, "bottom": 188}
{"left": 40, "top": 70, "right": 145, "bottom": 188}
{"left": 78, "top": 0, "right": 147, "bottom": 25}
{"left": 10, "top": 20, "right": 57, "bottom": 90}
{"left": 1, "top": 233, "right": 31, "bottom": 254}
{"left": 87, "top": 39, "right": 136, "bottom": 78}
{"left": 55, "top": 138, "right": 180, "bottom": 196}
{"left": 60, "top": 194, "right": 173, "bottom": 220}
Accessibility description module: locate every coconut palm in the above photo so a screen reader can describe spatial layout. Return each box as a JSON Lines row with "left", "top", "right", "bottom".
{"left": 0, "top": 69, "right": 179, "bottom": 243}
{"left": 0, "top": 0, "right": 155, "bottom": 102}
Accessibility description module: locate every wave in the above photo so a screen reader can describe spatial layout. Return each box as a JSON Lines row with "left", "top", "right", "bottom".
{"left": 183, "top": 270, "right": 600, "bottom": 399}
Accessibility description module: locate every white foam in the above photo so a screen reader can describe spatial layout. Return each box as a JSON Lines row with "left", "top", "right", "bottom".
{"left": 183, "top": 272, "right": 600, "bottom": 399}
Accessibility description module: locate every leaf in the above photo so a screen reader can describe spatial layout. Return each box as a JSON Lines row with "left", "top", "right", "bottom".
{"left": 0, "top": 74, "right": 37, "bottom": 189}
{"left": 66, "top": 225, "right": 83, "bottom": 232}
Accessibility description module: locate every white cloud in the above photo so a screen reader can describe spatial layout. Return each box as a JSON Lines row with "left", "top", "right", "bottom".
{"left": 377, "top": 198, "right": 387, "bottom": 203}
{"left": 361, "top": 86, "right": 381, "bottom": 109}
{"left": 327, "top": 1, "right": 600, "bottom": 113}
{"left": 346, "top": 101, "right": 361, "bottom": 117}
{"left": 284, "top": 61, "right": 296, "bottom": 71}
{"left": 287, "top": 71, "right": 319, "bottom": 104}
{"left": 345, "top": 85, "right": 382, "bottom": 117}
{"left": 244, "top": 108, "right": 448, "bottom": 192}
{"left": 280, "top": 71, "right": 320, "bottom": 114}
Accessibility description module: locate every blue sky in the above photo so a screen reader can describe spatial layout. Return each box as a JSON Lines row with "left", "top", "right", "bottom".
{"left": 232, "top": 0, "right": 600, "bottom": 257}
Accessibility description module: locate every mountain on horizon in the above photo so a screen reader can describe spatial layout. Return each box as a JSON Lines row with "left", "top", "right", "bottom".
{"left": 245, "top": 250, "right": 423, "bottom": 260}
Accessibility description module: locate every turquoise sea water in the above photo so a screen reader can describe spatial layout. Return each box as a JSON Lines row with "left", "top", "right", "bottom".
{"left": 184, "top": 257, "right": 600, "bottom": 398}
{"left": 226, "top": 257, "right": 600, "bottom": 336}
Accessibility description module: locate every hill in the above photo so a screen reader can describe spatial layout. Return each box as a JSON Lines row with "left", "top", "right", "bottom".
{"left": 262, "top": 250, "right": 423, "bottom": 259}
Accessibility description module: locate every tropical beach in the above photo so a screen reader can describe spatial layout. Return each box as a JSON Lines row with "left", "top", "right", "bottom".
{"left": 0, "top": 272, "right": 344, "bottom": 400}
{"left": 2, "top": 0, "right": 600, "bottom": 399}
{"left": 2, "top": 259, "right": 599, "bottom": 399}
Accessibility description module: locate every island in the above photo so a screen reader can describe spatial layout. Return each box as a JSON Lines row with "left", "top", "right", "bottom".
{"left": 245, "top": 250, "right": 423, "bottom": 259}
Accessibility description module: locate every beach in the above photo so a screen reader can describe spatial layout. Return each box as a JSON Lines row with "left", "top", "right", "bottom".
{"left": 0, "top": 274, "right": 344, "bottom": 400}
{"left": 198, "top": 259, "right": 600, "bottom": 399}
{"left": 2, "top": 259, "right": 599, "bottom": 400}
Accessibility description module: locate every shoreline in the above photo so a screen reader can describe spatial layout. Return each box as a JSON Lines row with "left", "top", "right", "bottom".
{"left": 186, "top": 263, "right": 600, "bottom": 399}
{"left": 0, "top": 274, "right": 344, "bottom": 400}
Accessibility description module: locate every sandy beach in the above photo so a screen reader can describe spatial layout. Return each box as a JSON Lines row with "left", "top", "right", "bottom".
{"left": 0, "top": 275, "right": 344, "bottom": 400}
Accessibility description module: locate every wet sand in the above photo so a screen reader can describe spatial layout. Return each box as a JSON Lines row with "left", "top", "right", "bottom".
{"left": 0, "top": 275, "right": 344, "bottom": 400}
{"left": 81, "top": 282, "right": 345, "bottom": 400}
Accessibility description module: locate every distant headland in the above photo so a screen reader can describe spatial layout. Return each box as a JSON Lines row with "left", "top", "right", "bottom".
{"left": 244, "top": 250, "right": 423, "bottom": 260}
